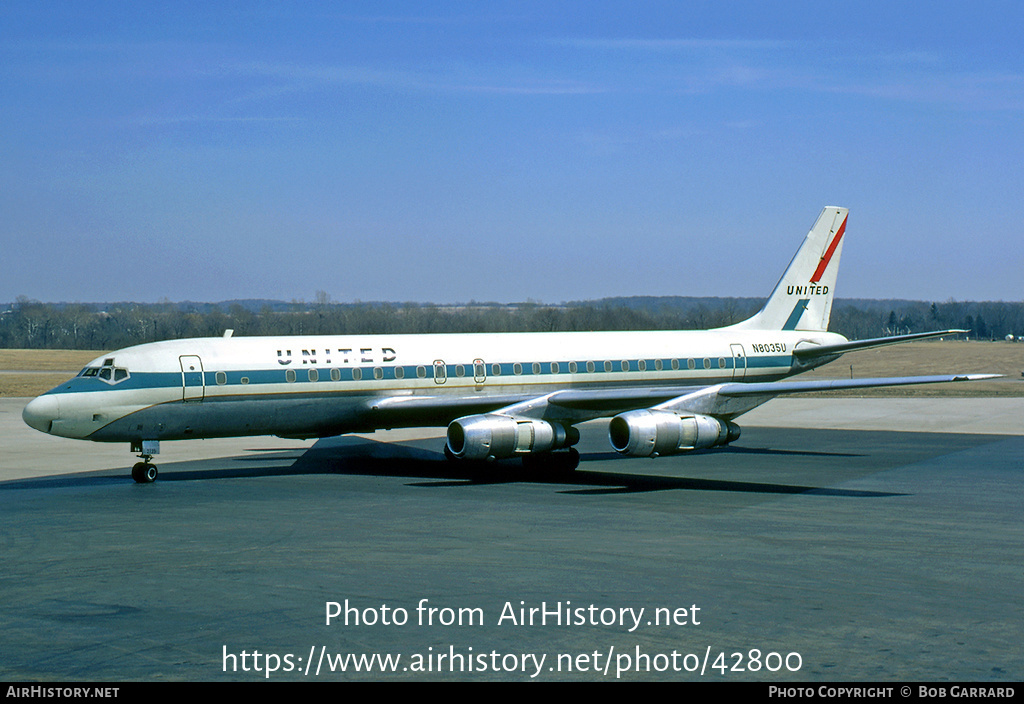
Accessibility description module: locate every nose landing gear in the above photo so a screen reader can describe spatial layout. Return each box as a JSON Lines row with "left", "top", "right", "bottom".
{"left": 130, "top": 440, "right": 160, "bottom": 483}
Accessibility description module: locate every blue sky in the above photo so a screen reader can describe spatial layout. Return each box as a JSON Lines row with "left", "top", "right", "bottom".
{"left": 2, "top": 1, "right": 1022, "bottom": 304}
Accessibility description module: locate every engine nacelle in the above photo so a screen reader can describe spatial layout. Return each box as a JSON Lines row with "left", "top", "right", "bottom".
{"left": 608, "top": 410, "right": 740, "bottom": 457}
{"left": 446, "top": 414, "right": 579, "bottom": 461}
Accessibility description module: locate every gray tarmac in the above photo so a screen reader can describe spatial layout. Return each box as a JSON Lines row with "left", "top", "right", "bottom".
{"left": 1, "top": 397, "right": 1021, "bottom": 681}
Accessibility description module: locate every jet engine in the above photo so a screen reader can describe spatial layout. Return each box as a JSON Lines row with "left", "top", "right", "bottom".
{"left": 608, "top": 410, "right": 740, "bottom": 457}
{"left": 446, "top": 414, "right": 579, "bottom": 461}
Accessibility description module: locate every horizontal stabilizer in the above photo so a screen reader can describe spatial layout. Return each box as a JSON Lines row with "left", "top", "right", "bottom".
{"left": 793, "top": 329, "right": 967, "bottom": 360}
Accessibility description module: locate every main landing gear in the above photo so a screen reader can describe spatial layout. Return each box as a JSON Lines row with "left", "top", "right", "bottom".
{"left": 443, "top": 444, "right": 581, "bottom": 473}
{"left": 130, "top": 440, "right": 160, "bottom": 483}
{"left": 521, "top": 447, "right": 580, "bottom": 473}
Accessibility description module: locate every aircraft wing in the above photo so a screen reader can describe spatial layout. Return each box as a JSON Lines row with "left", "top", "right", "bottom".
{"left": 365, "top": 392, "right": 536, "bottom": 428}
{"left": 713, "top": 373, "right": 998, "bottom": 396}
{"left": 631, "top": 373, "right": 1000, "bottom": 419}
{"left": 793, "top": 329, "right": 967, "bottom": 360}
{"left": 368, "top": 384, "right": 720, "bottom": 426}
{"left": 366, "top": 372, "right": 999, "bottom": 428}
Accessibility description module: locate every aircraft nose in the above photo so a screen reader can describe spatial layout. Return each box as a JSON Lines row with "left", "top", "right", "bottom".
{"left": 23, "top": 395, "right": 59, "bottom": 434}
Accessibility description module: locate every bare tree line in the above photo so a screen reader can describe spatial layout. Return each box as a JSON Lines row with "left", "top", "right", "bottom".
{"left": 2, "top": 295, "right": 1022, "bottom": 350}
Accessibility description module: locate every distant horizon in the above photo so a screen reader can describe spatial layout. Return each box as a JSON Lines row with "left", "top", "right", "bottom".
{"left": 5, "top": 293, "right": 1022, "bottom": 352}
{"left": 6, "top": 293, "right": 1023, "bottom": 309}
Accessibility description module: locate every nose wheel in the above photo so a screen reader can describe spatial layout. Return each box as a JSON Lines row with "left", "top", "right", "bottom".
{"left": 130, "top": 441, "right": 160, "bottom": 483}
{"left": 131, "top": 457, "right": 158, "bottom": 483}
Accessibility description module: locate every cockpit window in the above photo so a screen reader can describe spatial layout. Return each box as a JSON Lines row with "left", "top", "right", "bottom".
{"left": 85, "top": 366, "right": 130, "bottom": 385}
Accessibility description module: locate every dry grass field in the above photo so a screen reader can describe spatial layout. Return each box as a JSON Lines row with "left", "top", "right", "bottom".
{"left": 796, "top": 340, "right": 1022, "bottom": 397}
{"left": 0, "top": 350, "right": 103, "bottom": 398}
{"left": 0, "top": 349, "right": 104, "bottom": 371}
{"left": 0, "top": 341, "right": 1020, "bottom": 399}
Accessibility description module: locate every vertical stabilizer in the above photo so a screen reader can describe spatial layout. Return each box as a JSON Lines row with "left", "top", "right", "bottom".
{"left": 729, "top": 206, "right": 848, "bottom": 332}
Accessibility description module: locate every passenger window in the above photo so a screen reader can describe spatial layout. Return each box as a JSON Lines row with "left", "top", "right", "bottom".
{"left": 532, "top": 362, "right": 541, "bottom": 375}
{"left": 286, "top": 369, "right": 297, "bottom": 383}
{"left": 688, "top": 359, "right": 696, "bottom": 370}
{"left": 353, "top": 368, "right": 363, "bottom": 381}
{"left": 568, "top": 361, "right": 577, "bottom": 373}
{"left": 491, "top": 364, "right": 501, "bottom": 376}
{"left": 586, "top": 361, "right": 595, "bottom": 373}
{"left": 604, "top": 361, "right": 612, "bottom": 372}
{"left": 514, "top": 363, "right": 522, "bottom": 375}
{"left": 216, "top": 371, "right": 227, "bottom": 385}
{"left": 703, "top": 358, "right": 711, "bottom": 369}
{"left": 718, "top": 357, "right": 726, "bottom": 369}
{"left": 395, "top": 366, "right": 405, "bottom": 379}
{"left": 331, "top": 368, "right": 341, "bottom": 382}
{"left": 373, "top": 367, "right": 383, "bottom": 380}
{"left": 417, "top": 366, "right": 427, "bottom": 378}
{"left": 308, "top": 369, "right": 318, "bottom": 382}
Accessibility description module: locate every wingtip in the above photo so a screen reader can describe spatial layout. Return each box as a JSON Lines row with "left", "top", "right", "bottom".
{"left": 952, "top": 374, "right": 1003, "bottom": 381}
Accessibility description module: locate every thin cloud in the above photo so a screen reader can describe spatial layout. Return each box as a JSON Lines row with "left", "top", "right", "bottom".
{"left": 549, "top": 37, "right": 803, "bottom": 51}
{"left": 235, "top": 60, "right": 603, "bottom": 96}
{"left": 827, "top": 71, "right": 1024, "bottom": 111}
{"left": 550, "top": 36, "right": 1024, "bottom": 111}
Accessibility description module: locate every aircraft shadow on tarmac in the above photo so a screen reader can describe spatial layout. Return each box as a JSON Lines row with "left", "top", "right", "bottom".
{"left": 1, "top": 436, "right": 899, "bottom": 498}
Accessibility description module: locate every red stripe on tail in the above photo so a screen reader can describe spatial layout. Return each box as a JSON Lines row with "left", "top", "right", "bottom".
{"left": 810, "top": 214, "right": 847, "bottom": 283}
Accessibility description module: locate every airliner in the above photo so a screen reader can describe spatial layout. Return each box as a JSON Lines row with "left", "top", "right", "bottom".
{"left": 23, "top": 207, "right": 992, "bottom": 483}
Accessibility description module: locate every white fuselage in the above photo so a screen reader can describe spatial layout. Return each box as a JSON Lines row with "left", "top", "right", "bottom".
{"left": 24, "top": 327, "right": 844, "bottom": 443}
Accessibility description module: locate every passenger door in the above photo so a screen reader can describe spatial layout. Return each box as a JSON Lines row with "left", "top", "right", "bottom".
{"left": 730, "top": 344, "right": 747, "bottom": 381}
{"left": 180, "top": 355, "right": 205, "bottom": 402}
